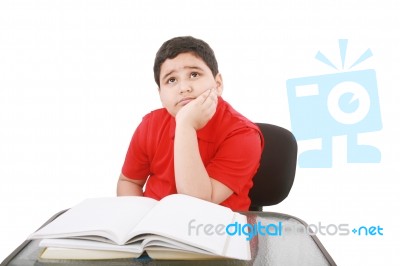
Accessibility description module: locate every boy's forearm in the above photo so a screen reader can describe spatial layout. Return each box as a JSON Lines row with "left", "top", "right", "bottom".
{"left": 174, "top": 124, "right": 213, "bottom": 201}
{"left": 117, "top": 175, "right": 144, "bottom": 196}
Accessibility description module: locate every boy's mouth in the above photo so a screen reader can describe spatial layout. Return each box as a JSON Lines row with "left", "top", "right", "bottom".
{"left": 176, "top": 97, "right": 195, "bottom": 106}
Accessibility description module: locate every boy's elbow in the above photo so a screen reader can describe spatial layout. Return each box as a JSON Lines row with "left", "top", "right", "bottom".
{"left": 117, "top": 174, "right": 145, "bottom": 196}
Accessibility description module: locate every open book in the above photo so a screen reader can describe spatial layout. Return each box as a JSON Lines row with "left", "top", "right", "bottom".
{"left": 28, "top": 194, "right": 251, "bottom": 260}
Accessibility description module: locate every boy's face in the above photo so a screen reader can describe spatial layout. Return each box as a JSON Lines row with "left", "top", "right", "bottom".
{"left": 158, "top": 52, "right": 223, "bottom": 117}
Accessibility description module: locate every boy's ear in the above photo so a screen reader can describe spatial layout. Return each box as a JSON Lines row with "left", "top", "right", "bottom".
{"left": 215, "top": 73, "right": 223, "bottom": 96}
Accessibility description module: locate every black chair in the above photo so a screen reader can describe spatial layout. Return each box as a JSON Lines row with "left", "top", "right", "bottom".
{"left": 249, "top": 123, "right": 298, "bottom": 211}
{"left": 247, "top": 123, "right": 336, "bottom": 265}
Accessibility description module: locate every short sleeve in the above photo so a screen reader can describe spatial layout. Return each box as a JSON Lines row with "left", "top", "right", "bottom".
{"left": 206, "top": 127, "right": 263, "bottom": 195}
{"left": 121, "top": 116, "right": 151, "bottom": 180}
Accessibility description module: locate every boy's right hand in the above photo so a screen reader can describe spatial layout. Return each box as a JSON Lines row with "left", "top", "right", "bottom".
{"left": 175, "top": 88, "right": 218, "bottom": 130}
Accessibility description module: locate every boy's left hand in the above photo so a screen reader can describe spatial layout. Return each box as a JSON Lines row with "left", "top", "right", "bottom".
{"left": 175, "top": 88, "right": 218, "bottom": 130}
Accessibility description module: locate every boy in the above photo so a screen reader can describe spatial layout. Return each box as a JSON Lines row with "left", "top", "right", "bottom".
{"left": 117, "top": 36, "right": 264, "bottom": 211}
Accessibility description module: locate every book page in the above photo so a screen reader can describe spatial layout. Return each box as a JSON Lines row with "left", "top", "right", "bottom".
{"left": 146, "top": 248, "right": 226, "bottom": 260}
{"left": 126, "top": 194, "right": 238, "bottom": 256}
{"left": 40, "top": 247, "right": 139, "bottom": 260}
{"left": 29, "top": 197, "right": 158, "bottom": 245}
{"left": 39, "top": 238, "right": 143, "bottom": 253}
{"left": 142, "top": 235, "right": 214, "bottom": 254}
{"left": 39, "top": 239, "right": 143, "bottom": 260}
{"left": 220, "top": 212, "right": 251, "bottom": 260}
{"left": 141, "top": 212, "right": 251, "bottom": 260}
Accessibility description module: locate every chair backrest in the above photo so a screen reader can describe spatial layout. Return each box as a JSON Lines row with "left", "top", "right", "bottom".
{"left": 249, "top": 123, "right": 298, "bottom": 211}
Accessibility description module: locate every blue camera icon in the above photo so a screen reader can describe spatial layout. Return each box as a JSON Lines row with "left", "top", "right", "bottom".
{"left": 287, "top": 69, "right": 382, "bottom": 168}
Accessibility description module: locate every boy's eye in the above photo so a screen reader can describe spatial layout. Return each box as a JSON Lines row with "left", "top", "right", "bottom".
{"left": 190, "top": 72, "right": 199, "bottom": 78}
{"left": 167, "top": 78, "right": 176, "bottom": 84}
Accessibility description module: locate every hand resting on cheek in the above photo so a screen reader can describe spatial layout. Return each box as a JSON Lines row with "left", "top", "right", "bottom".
{"left": 175, "top": 88, "right": 218, "bottom": 130}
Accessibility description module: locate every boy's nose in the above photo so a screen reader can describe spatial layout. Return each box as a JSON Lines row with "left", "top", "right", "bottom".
{"left": 179, "top": 83, "right": 193, "bottom": 94}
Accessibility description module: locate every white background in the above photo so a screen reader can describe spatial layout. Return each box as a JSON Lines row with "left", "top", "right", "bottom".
{"left": 1, "top": 0, "right": 399, "bottom": 265}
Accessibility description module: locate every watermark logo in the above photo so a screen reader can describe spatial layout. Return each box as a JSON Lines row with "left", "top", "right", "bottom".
{"left": 188, "top": 219, "right": 283, "bottom": 241}
{"left": 284, "top": 222, "right": 384, "bottom": 237}
{"left": 286, "top": 39, "right": 382, "bottom": 168}
{"left": 351, "top": 225, "right": 383, "bottom": 236}
{"left": 188, "top": 219, "right": 384, "bottom": 240}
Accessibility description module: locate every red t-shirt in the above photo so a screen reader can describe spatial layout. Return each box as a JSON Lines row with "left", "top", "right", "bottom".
{"left": 122, "top": 97, "right": 264, "bottom": 211}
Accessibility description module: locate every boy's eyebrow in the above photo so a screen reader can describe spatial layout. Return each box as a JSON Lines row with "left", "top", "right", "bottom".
{"left": 161, "top": 66, "right": 204, "bottom": 82}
